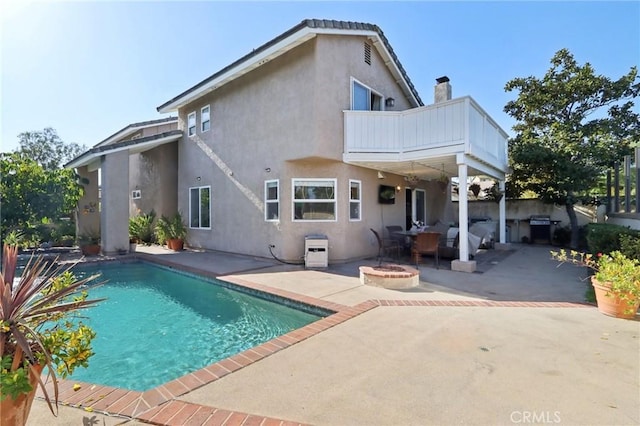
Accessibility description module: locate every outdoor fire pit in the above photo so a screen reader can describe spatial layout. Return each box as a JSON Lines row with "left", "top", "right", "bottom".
{"left": 359, "top": 264, "right": 419, "bottom": 289}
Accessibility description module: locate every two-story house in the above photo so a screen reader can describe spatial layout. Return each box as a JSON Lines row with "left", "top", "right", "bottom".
{"left": 67, "top": 19, "right": 509, "bottom": 272}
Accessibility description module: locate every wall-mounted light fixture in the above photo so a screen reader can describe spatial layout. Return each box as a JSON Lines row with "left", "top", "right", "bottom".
{"left": 385, "top": 97, "right": 395, "bottom": 108}
{"left": 265, "top": 167, "right": 271, "bottom": 173}
{"left": 196, "top": 176, "right": 201, "bottom": 181}
{"left": 377, "top": 171, "right": 386, "bottom": 179}
{"left": 396, "top": 185, "right": 402, "bottom": 192}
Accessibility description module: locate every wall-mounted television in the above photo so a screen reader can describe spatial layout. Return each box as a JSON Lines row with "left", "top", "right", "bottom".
{"left": 378, "top": 184, "right": 396, "bottom": 204}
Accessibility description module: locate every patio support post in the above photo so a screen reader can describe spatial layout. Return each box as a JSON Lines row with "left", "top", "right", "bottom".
{"left": 451, "top": 157, "right": 476, "bottom": 272}
{"left": 495, "top": 179, "right": 511, "bottom": 250}
{"left": 100, "top": 150, "right": 130, "bottom": 255}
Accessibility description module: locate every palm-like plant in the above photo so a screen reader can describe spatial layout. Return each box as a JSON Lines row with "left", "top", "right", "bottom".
{"left": 128, "top": 210, "right": 156, "bottom": 245}
{"left": 155, "top": 212, "right": 187, "bottom": 245}
{"left": 0, "top": 245, "right": 104, "bottom": 422}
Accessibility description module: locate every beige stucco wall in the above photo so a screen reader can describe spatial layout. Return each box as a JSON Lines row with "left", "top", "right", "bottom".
{"left": 175, "top": 34, "right": 451, "bottom": 262}
{"left": 129, "top": 143, "right": 178, "bottom": 219}
{"left": 141, "top": 123, "right": 176, "bottom": 137}
{"left": 460, "top": 199, "right": 595, "bottom": 243}
{"left": 75, "top": 166, "right": 100, "bottom": 238}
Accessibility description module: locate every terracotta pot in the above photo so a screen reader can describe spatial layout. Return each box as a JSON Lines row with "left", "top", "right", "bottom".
{"left": 592, "top": 277, "right": 640, "bottom": 319}
{"left": 167, "top": 238, "right": 184, "bottom": 251}
{"left": 0, "top": 364, "right": 43, "bottom": 426}
{"left": 81, "top": 244, "right": 100, "bottom": 256}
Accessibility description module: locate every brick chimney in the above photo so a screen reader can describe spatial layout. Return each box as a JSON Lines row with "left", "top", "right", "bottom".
{"left": 434, "top": 76, "right": 451, "bottom": 103}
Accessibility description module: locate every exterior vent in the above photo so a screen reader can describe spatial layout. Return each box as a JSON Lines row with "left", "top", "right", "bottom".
{"left": 364, "top": 42, "right": 371, "bottom": 65}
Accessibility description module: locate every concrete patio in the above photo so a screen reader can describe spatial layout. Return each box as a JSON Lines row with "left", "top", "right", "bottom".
{"left": 26, "top": 244, "right": 639, "bottom": 425}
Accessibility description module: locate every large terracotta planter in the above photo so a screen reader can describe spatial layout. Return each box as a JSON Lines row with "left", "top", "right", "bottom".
{"left": 0, "top": 364, "right": 43, "bottom": 426}
{"left": 80, "top": 244, "right": 100, "bottom": 256}
{"left": 592, "top": 277, "right": 640, "bottom": 319}
{"left": 167, "top": 238, "right": 184, "bottom": 251}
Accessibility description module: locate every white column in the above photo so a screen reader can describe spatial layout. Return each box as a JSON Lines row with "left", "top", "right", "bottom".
{"left": 457, "top": 162, "right": 469, "bottom": 261}
{"left": 451, "top": 155, "right": 476, "bottom": 273}
{"left": 499, "top": 179, "right": 506, "bottom": 243}
{"left": 100, "top": 151, "right": 130, "bottom": 255}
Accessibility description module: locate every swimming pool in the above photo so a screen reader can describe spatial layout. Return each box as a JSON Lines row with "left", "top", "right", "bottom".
{"left": 68, "top": 261, "right": 324, "bottom": 391}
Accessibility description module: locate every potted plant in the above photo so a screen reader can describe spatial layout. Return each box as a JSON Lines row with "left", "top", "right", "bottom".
{"left": 128, "top": 210, "right": 156, "bottom": 246}
{"left": 129, "top": 237, "right": 138, "bottom": 253}
{"left": 551, "top": 249, "right": 640, "bottom": 319}
{"left": 78, "top": 228, "right": 101, "bottom": 256}
{"left": 155, "top": 212, "right": 188, "bottom": 251}
{"left": 0, "top": 244, "right": 104, "bottom": 425}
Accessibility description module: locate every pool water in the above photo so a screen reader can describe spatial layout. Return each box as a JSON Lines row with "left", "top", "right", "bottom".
{"left": 68, "top": 262, "right": 322, "bottom": 391}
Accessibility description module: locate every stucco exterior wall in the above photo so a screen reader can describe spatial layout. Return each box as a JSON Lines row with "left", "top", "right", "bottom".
{"left": 75, "top": 166, "right": 100, "bottom": 238}
{"left": 459, "top": 199, "right": 595, "bottom": 243}
{"left": 129, "top": 143, "right": 178, "bottom": 219}
{"left": 175, "top": 34, "right": 450, "bottom": 262}
{"left": 141, "top": 123, "right": 177, "bottom": 137}
{"left": 606, "top": 213, "right": 640, "bottom": 230}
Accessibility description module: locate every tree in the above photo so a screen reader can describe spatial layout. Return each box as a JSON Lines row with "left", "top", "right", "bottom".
{"left": 504, "top": 49, "right": 640, "bottom": 248}
{"left": 1, "top": 153, "right": 84, "bottom": 237}
{"left": 16, "top": 127, "right": 86, "bottom": 170}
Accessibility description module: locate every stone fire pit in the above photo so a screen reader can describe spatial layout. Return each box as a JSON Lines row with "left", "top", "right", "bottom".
{"left": 359, "top": 264, "right": 419, "bottom": 289}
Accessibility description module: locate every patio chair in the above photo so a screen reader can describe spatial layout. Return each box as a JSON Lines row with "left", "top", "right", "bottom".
{"left": 370, "top": 228, "right": 400, "bottom": 265}
{"left": 413, "top": 232, "right": 441, "bottom": 269}
{"left": 386, "top": 225, "right": 411, "bottom": 253}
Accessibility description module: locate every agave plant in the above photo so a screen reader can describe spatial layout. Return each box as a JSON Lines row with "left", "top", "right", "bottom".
{"left": 0, "top": 244, "right": 104, "bottom": 420}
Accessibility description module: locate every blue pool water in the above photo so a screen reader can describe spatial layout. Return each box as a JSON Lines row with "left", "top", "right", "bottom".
{"left": 68, "top": 261, "right": 322, "bottom": 391}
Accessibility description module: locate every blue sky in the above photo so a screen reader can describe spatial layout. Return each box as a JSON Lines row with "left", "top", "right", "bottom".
{"left": 1, "top": 1, "right": 638, "bottom": 153}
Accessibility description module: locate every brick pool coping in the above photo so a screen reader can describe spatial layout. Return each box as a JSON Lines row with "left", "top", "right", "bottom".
{"left": 35, "top": 255, "right": 594, "bottom": 425}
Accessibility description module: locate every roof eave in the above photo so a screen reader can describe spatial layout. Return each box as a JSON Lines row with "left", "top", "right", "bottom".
{"left": 157, "top": 23, "right": 422, "bottom": 113}
{"left": 65, "top": 131, "right": 182, "bottom": 169}
{"left": 94, "top": 116, "right": 178, "bottom": 148}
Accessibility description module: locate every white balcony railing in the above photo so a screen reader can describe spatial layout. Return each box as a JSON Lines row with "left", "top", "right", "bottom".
{"left": 344, "top": 96, "right": 509, "bottom": 171}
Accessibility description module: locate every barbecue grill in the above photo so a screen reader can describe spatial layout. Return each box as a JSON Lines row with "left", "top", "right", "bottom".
{"left": 528, "top": 215, "right": 551, "bottom": 244}
{"left": 528, "top": 215, "right": 562, "bottom": 244}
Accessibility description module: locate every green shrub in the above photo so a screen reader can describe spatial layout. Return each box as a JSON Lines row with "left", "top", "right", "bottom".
{"left": 586, "top": 223, "right": 640, "bottom": 255}
{"left": 155, "top": 212, "right": 187, "bottom": 245}
{"left": 3, "top": 230, "right": 25, "bottom": 247}
{"left": 129, "top": 210, "right": 156, "bottom": 245}
{"left": 620, "top": 234, "right": 640, "bottom": 260}
{"left": 552, "top": 225, "right": 589, "bottom": 249}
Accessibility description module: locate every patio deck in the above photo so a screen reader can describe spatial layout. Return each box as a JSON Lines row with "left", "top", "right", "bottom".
{"left": 26, "top": 244, "right": 639, "bottom": 425}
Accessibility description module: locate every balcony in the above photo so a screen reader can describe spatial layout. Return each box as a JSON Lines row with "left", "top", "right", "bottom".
{"left": 343, "top": 96, "right": 509, "bottom": 180}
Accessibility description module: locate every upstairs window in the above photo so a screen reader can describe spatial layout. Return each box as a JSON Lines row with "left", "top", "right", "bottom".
{"left": 201, "top": 105, "right": 210, "bottom": 132}
{"left": 187, "top": 112, "right": 196, "bottom": 137}
{"left": 352, "top": 79, "right": 382, "bottom": 111}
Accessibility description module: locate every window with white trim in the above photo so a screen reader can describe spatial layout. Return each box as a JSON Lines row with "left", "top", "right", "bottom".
{"left": 265, "top": 179, "right": 279, "bottom": 221}
{"left": 351, "top": 78, "right": 382, "bottom": 111}
{"left": 349, "top": 180, "right": 361, "bottom": 221}
{"left": 201, "top": 105, "right": 210, "bottom": 132}
{"left": 189, "top": 186, "right": 211, "bottom": 229}
{"left": 187, "top": 112, "right": 196, "bottom": 137}
{"left": 292, "top": 178, "right": 336, "bottom": 221}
